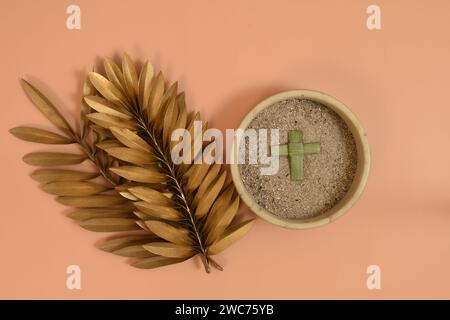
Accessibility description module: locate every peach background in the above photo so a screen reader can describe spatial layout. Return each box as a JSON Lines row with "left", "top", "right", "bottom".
{"left": 1, "top": 0, "right": 450, "bottom": 299}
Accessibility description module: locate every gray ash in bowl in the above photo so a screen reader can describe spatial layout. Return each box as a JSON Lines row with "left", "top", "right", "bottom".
{"left": 238, "top": 98, "right": 358, "bottom": 219}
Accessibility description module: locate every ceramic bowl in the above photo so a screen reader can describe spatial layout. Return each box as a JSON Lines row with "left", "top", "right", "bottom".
{"left": 230, "top": 89, "right": 370, "bottom": 229}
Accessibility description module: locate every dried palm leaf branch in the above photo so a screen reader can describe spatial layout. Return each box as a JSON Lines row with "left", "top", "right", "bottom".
{"left": 10, "top": 53, "right": 254, "bottom": 273}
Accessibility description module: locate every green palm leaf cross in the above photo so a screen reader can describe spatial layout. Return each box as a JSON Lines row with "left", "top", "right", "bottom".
{"left": 271, "top": 130, "right": 321, "bottom": 181}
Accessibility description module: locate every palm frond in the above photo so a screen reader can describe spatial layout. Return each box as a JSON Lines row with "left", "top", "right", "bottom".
{"left": 10, "top": 54, "right": 254, "bottom": 272}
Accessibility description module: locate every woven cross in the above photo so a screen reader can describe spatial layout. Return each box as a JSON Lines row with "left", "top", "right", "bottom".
{"left": 271, "top": 130, "right": 321, "bottom": 181}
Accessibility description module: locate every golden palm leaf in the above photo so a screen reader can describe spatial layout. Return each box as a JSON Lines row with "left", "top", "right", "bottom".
{"left": 10, "top": 53, "right": 254, "bottom": 272}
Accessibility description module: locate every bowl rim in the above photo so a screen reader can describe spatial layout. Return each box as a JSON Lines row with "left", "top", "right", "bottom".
{"left": 230, "top": 89, "right": 371, "bottom": 229}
